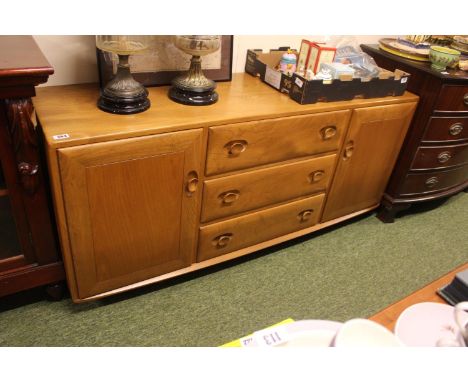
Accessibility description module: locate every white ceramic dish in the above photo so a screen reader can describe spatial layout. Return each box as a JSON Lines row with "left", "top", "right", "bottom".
{"left": 395, "top": 302, "right": 468, "bottom": 346}
{"left": 333, "top": 318, "right": 403, "bottom": 347}
{"left": 276, "top": 320, "right": 343, "bottom": 347}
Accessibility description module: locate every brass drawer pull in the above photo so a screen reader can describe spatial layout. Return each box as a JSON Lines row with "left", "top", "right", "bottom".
{"left": 212, "top": 233, "right": 233, "bottom": 249}
{"left": 425, "top": 176, "right": 439, "bottom": 189}
{"left": 437, "top": 151, "right": 452, "bottom": 164}
{"left": 343, "top": 141, "right": 354, "bottom": 159}
{"left": 185, "top": 171, "right": 199, "bottom": 195}
{"left": 218, "top": 190, "right": 240, "bottom": 205}
{"left": 308, "top": 170, "right": 325, "bottom": 183}
{"left": 225, "top": 140, "right": 248, "bottom": 156}
{"left": 298, "top": 209, "right": 314, "bottom": 222}
{"left": 449, "top": 123, "right": 464, "bottom": 136}
{"left": 464, "top": 93, "right": 468, "bottom": 106}
{"left": 320, "top": 126, "right": 337, "bottom": 140}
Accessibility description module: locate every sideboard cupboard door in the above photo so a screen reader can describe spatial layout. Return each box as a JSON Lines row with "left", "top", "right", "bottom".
{"left": 58, "top": 129, "right": 203, "bottom": 300}
{"left": 321, "top": 102, "right": 416, "bottom": 222}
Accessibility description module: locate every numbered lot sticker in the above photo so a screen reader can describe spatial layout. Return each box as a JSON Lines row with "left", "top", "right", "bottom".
{"left": 53, "top": 133, "right": 70, "bottom": 140}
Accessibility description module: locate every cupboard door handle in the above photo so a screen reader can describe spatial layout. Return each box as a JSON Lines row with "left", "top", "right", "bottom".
{"left": 425, "top": 176, "right": 439, "bottom": 189}
{"left": 320, "top": 126, "right": 337, "bottom": 140}
{"left": 186, "top": 171, "right": 199, "bottom": 195}
{"left": 437, "top": 151, "right": 451, "bottom": 163}
{"left": 225, "top": 140, "right": 248, "bottom": 156}
{"left": 449, "top": 123, "right": 464, "bottom": 136}
{"left": 212, "top": 233, "right": 233, "bottom": 249}
{"left": 298, "top": 209, "right": 314, "bottom": 222}
{"left": 308, "top": 170, "right": 325, "bottom": 183}
{"left": 343, "top": 141, "right": 354, "bottom": 159}
{"left": 218, "top": 190, "right": 240, "bottom": 205}
{"left": 464, "top": 93, "right": 468, "bottom": 106}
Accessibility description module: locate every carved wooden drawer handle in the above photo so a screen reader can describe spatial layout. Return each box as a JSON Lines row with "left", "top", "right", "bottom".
{"left": 308, "top": 170, "right": 325, "bottom": 183}
{"left": 212, "top": 233, "right": 233, "bottom": 249}
{"left": 425, "top": 176, "right": 439, "bottom": 189}
{"left": 298, "top": 209, "right": 314, "bottom": 222}
{"left": 225, "top": 140, "right": 248, "bottom": 156}
{"left": 320, "top": 126, "right": 337, "bottom": 140}
{"left": 437, "top": 151, "right": 452, "bottom": 163}
{"left": 343, "top": 141, "right": 354, "bottom": 159}
{"left": 449, "top": 123, "right": 464, "bottom": 136}
{"left": 218, "top": 190, "right": 240, "bottom": 205}
{"left": 185, "top": 171, "right": 199, "bottom": 195}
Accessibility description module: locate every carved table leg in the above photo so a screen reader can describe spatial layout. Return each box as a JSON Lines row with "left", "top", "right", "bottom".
{"left": 377, "top": 201, "right": 411, "bottom": 223}
{"left": 45, "top": 283, "right": 65, "bottom": 301}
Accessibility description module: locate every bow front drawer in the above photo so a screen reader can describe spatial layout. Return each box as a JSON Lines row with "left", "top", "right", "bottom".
{"left": 435, "top": 85, "right": 468, "bottom": 113}
{"left": 400, "top": 165, "right": 468, "bottom": 195}
{"left": 423, "top": 116, "right": 468, "bottom": 143}
{"left": 205, "top": 110, "right": 351, "bottom": 176}
{"left": 411, "top": 143, "right": 468, "bottom": 170}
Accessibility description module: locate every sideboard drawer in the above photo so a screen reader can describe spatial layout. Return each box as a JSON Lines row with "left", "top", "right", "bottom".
{"left": 435, "top": 85, "right": 468, "bottom": 112}
{"left": 201, "top": 154, "right": 336, "bottom": 222}
{"left": 411, "top": 143, "right": 468, "bottom": 170}
{"left": 423, "top": 116, "right": 468, "bottom": 143}
{"left": 205, "top": 110, "right": 351, "bottom": 176}
{"left": 197, "top": 194, "right": 325, "bottom": 261}
{"left": 400, "top": 165, "right": 468, "bottom": 195}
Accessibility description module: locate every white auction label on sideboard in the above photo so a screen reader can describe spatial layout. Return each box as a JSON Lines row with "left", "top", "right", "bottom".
{"left": 53, "top": 133, "right": 70, "bottom": 140}
{"left": 265, "top": 67, "right": 282, "bottom": 90}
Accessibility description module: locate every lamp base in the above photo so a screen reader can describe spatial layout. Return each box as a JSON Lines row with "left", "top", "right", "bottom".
{"left": 168, "top": 86, "right": 218, "bottom": 106}
{"left": 98, "top": 90, "right": 150, "bottom": 115}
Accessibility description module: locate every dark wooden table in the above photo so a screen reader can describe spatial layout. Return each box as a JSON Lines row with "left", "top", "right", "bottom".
{"left": 369, "top": 263, "right": 468, "bottom": 331}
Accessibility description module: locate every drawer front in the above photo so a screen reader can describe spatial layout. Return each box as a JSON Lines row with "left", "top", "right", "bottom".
{"left": 423, "top": 116, "right": 468, "bottom": 143}
{"left": 435, "top": 85, "right": 468, "bottom": 112}
{"left": 201, "top": 154, "right": 336, "bottom": 223}
{"left": 205, "top": 110, "right": 351, "bottom": 176}
{"left": 198, "top": 194, "right": 325, "bottom": 261}
{"left": 400, "top": 165, "right": 468, "bottom": 195}
{"left": 411, "top": 143, "right": 468, "bottom": 170}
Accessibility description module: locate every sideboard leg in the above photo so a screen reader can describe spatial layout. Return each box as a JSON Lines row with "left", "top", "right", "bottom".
{"left": 45, "top": 282, "right": 65, "bottom": 301}
{"left": 377, "top": 201, "right": 411, "bottom": 223}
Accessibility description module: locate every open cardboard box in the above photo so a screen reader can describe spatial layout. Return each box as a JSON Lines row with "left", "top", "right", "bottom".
{"left": 245, "top": 48, "right": 411, "bottom": 104}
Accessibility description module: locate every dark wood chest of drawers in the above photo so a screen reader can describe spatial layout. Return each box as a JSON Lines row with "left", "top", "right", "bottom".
{"left": 361, "top": 44, "right": 468, "bottom": 222}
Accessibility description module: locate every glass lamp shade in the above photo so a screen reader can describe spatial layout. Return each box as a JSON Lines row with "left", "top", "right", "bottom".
{"left": 168, "top": 35, "right": 221, "bottom": 106}
{"left": 96, "top": 35, "right": 150, "bottom": 55}
{"left": 95, "top": 35, "right": 150, "bottom": 114}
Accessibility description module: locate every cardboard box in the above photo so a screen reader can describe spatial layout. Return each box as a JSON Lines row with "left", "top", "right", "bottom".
{"left": 245, "top": 48, "right": 410, "bottom": 105}
{"left": 244, "top": 47, "right": 296, "bottom": 94}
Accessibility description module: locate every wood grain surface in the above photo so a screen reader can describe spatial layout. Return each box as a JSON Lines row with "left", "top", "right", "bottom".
{"left": 370, "top": 263, "right": 468, "bottom": 331}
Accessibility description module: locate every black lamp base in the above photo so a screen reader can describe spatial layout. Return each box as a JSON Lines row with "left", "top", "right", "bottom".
{"left": 98, "top": 90, "right": 150, "bottom": 115}
{"left": 168, "top": 86, "right": 218, "bottom": 106}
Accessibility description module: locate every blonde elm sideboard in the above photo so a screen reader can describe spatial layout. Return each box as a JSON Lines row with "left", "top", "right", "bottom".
{"left": 33, "top": 73, "right": 418, "bottom": 302}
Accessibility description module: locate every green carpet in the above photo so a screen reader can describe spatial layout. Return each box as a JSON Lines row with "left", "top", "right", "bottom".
{"left": 1, "top": 193, "right": 467, "bottom": 346}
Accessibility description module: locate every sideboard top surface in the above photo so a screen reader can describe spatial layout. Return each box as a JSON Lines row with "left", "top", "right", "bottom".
{"left": 35, "top": 73, "right": 418, "bottom": 149}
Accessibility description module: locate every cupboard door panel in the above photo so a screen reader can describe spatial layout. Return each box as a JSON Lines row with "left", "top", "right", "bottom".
{"left": 58, "top": 129, "right": 203, "bottom": 299}
{"left": 322, "top": 103, "right": 416, "bottom": 222}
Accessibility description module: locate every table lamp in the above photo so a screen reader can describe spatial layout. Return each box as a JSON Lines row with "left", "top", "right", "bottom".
{"left": 169, "top": 35, "right": 221, "bottom": 106}
{"left": 96, "top": 35, "right": 150, "bottom": 114}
